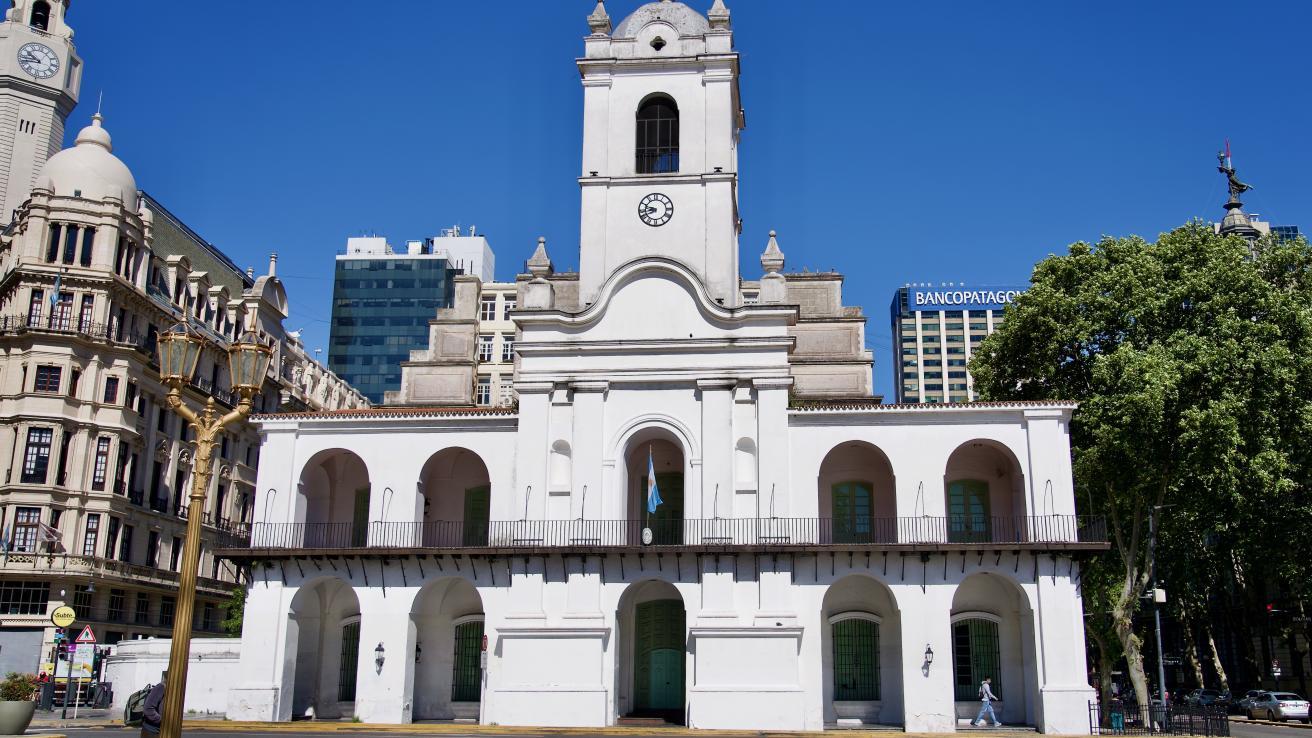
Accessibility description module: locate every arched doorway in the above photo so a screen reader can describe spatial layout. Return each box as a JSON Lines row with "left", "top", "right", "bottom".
{"left": 286, "top": 578, "right": 361, "bottom": 720}
{"left": 298, "top": 450, "right": 371, "bottom": 547}
{"left": 419, "top": 448, "right": 491, "bottom": 547}
{"left": 624, "top": 431, "right": 685, "bottom": 545}
{"left": 821, "top": 575, "right": 903, "bottom": 726}
{"left": 619, "top": 580, "right": 687, "bottom": 723}
{"left": 411, "top": 578, "right": 485, "bottom": 720}
{"left": 943, "top": 441, "right": 1025, "bottom": 543}
{"left": 950, "top": 573, "right": 1039, "bottom": 726}
{"left": 817, "top": 442, "right": 897, "bottom": 543}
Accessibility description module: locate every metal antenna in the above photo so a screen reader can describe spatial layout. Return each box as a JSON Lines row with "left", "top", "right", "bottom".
{"left": 96, "top": 90, "right": 103, "bottom": 116}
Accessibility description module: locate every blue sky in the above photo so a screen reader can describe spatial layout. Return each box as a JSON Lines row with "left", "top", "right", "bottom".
{"left": 72, "top": 1, "right": 1311, "bottom": 401}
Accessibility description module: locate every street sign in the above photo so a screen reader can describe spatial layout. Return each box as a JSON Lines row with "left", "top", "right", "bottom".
{"left": 70, "top": 643, "right": 94, "bottom": 679}
{"left": 74, "top": 626, "right": 96, "bottom": 643}
{"left": 51, "top": 606, "right": 76, "bottom": 628}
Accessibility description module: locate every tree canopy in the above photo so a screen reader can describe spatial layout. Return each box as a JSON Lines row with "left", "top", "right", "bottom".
{"left": 971, "top": 222, "right": 1312, "bottom": 703}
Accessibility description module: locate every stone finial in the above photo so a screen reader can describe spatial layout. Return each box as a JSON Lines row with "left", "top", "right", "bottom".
{"left": 587, "top": 0, "right": 611, "bottom": 34}
{"left": 528, "top": 236, "right": 554, "bottom": 278}
{"left": 760, "top": 230, "right": 785, "bottom": 274}
{"left": 268, "top": 252, "right": 278, "bottom": 277}
{"left": 708, "top": 0, "right": 731, "bottom": 30}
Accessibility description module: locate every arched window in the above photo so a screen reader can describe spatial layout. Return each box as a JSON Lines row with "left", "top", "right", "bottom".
{"left": 30, "top": 1, "right": 51, "bottom": 31}
{"left": 952, "top": 616, "right": 1001, "bottom": 701}
{"left": 636, "top": 96, "right": 679, "bottom": 174}
{"left": 831, "top": 614, "right": 880, "bottom": 701}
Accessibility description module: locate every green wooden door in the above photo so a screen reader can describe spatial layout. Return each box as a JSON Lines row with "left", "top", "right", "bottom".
{"left": 463, "top": 485, "right": 490, "bottom": 546}
{"left": 634, "top": 599, "right": 685, "bottom": 714}
{"left": 947, "top": 480, "right": 991, "bottom": 543}
{"left": 450, "top": 620, "right": 484, "bottom": 702}
{"left": 338, "top": 620, "right": 361, "bottom": 701}
{"left": 642, "top": 473, "right": 683, "bottom": 544}
{"left": 351, "top": 488, "right": 370, "bottom": 546}
{"left": 831, "top": 481, "right": 873, "bottom": 543}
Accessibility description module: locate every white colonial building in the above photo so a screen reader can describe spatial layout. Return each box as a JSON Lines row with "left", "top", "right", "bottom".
{"left": 224, "top": 1, "right": 1100, "bottom": 732}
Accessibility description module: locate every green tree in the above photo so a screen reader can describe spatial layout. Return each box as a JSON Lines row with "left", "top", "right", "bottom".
{"left": 971, "top": 222, "right": 1312, "bottom": 705}
{"left": 221, "top": 585, "right": 246, "bottom": 637}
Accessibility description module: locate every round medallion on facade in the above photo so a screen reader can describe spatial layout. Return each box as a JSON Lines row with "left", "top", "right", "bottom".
{"left": 18, "top": 42, "right": 60, "bottom": 79}
{"left": 639, "top": 192, "right": 673, "bottom": 227}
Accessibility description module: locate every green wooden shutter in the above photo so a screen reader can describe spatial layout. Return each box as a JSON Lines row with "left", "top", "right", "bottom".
{"left": 642, "top": 473, "right": 683, "bottom": 545}
{"left": 832, "top": 482, "right": 873, "bottom": 544}
{"left": 463, "top": 485, "right": 490, "bottom": 546}
{"left": 947, "top": 480, "right": 991, "bottom": 543}
{"left": 351, "top": 488, "right": 370, "bottom": 546}
{"left": 832, "top": 617, "right": 880, "bottom": 700}
{"left": 338, "top": 620, "right": 361, "bottom": 701}
{"left": 451, "top": 620, "right": 484, "bottom": 702}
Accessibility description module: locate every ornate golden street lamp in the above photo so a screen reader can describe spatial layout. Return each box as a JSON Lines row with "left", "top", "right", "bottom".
{"left": 155, "top": 324, "right": 271, "bottom": 738}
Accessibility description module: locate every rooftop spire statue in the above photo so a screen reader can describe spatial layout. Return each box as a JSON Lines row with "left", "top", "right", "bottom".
{"left": 1216, "top": 148, "right": 1252, "bottom": 205}
{"left": 1215, "top": 143, "right": 1260, "bottom": 241}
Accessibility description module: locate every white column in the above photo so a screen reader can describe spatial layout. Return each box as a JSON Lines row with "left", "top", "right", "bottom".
{"left": 753, "top": 378, "right": 792, "bottom": 517}
{"left": 697, "top": 379, "right": 733, "bottom": 519}
{"left": 1034, "top": 563, "right": 1095, "bottom": 734}
{"left": 510, "top": 382, "right": 552, "bottom": 521}
{"left": 352, "top": 585, "right": 418, "bottom": 724}
{"left": 571, "top": 381, "right": 607, "bottom": 520}
{"left": 226, "top": 576, "right": 296, "bottom": 721}
{"left": 894, "top": 579, "right": 956, "bottom": 732}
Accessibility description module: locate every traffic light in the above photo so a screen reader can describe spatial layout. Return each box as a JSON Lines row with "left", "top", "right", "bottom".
{"left": 53, "top": 627, "right": 64, "bottom": 642}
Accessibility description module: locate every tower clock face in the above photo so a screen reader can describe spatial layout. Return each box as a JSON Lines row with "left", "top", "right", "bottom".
{"left": 17, "top": 43, "right": 59, "bottom": 79}
{"left": 638, "top": 193, "right": 673, "bottom": 227}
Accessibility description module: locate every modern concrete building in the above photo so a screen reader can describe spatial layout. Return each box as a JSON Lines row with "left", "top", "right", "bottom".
{"left": 221, "top": 3, "right": 1100, "bottom": 733}
{"left": 890, "top": 285, "right": 1027, "bottom": 404}
{"left": 330, "top": 230, "right": 495, "bottom": 404}
{"left": 0, "top": 2, "right": 364, "bottom": 682}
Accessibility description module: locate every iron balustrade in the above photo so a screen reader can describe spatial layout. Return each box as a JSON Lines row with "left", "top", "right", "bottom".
{"left": 243, "top": 515, "right": 1107, "bottom": 550}
{"left": 1089, "top": 701, "right": 1230, "bottom": 736}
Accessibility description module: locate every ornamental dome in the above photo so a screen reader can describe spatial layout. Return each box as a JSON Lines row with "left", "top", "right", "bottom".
{"left": 38, "top": 114, "right": 138, "bottom": 203}
{"left": 613, "top": 0, "right": 710, "bottom": 39}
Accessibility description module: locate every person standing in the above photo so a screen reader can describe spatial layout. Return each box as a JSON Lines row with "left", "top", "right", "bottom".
{"left": 141, "top": 672, "right": 166, "bottom": 738}
{"left": 971, "top": 676, "right": 999, "bottom": 727}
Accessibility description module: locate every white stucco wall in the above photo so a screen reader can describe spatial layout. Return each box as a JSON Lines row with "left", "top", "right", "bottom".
{"left": 104, "top": 638, "right": 240, "bottom": 716}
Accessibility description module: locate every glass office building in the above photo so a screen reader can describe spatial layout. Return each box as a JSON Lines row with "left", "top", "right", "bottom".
{"left": 329, "top": 239, "right": 459, "bottom": 403}
{"left": 889, "top": 284, "right": 1027, "bottom": 404}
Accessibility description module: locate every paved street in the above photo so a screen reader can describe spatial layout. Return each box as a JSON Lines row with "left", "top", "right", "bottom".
{"left": 1229, "top": 719, "right": 1312, "bottom": 738}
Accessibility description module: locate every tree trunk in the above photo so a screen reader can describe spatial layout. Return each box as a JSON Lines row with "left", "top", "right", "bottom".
{"left": 1113, "top": 602, "right": 1151, "bottom": 707}
{"left": 1206, "top": 624, "right": 1230, "bottom": 692}
{"left": 1095, "top": 632, "right": 1117, "bottom": 726}
{"left": 1184, "top": 620, "right": 1205, "bottom": 689}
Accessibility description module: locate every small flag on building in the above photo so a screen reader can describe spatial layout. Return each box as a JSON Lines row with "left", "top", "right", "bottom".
{"left": 646, "top": 446, "right": 663, "bottom": 514}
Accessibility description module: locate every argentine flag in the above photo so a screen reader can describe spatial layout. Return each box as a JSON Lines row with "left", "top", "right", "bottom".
{"left": 646, "top": 446, "right": 663, "bottom": 514}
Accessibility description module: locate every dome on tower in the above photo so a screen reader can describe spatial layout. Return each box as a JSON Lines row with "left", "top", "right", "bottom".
{"left": 38, "top": 114, "right": 138, "bottom": 203}
{"left": 613, "top": 0, "right": 710, "bottom": 39}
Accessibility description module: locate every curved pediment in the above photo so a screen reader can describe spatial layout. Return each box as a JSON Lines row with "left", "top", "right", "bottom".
{"left": 517, "top": 258, "right": 795, "bottom": 342}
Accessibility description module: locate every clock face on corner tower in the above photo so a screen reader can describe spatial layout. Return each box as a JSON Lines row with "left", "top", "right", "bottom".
{"left": 17, "top": 42, "right": 60, "bottom": 79}
{"left": 638, "top": 193, "right": 673, "bottom": 227}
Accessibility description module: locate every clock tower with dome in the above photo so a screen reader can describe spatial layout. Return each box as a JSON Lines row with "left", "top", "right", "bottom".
{"left": 0, "top": 0, "right": 80, "bottom": 223}
{"left": 577, "top": 0, "right": 743, "bottom": 307}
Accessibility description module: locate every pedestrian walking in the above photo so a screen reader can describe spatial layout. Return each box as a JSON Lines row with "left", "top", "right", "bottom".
{"left": 971, "top": 676, "right": 1000, "bottom": 727}
{"left": 140, "top": 672, "right": 166, "bottom": 738}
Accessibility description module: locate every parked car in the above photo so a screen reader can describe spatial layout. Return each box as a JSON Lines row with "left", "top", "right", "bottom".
{"left": 1235, "top": 690, "right": 1267, "bottom": 714}
{"left": 1185, "top": 688, "right": 1227, "bottom": 708}
{"left": 1248, "top": 692, "right": 1310, "bottom": 722}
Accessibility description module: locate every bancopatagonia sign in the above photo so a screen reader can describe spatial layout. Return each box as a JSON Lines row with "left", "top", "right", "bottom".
{"left": 910, "top": 286, "right": 1027, "bottom": 312}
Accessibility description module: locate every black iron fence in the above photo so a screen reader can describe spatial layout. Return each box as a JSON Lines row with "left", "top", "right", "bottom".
{"left": 1089, "top": 701, "right": 1230, "bottom": 736}
{"left": 243, "top": 514, "right": 1106, "bottom": 550}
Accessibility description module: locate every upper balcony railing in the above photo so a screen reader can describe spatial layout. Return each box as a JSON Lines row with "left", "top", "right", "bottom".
{"left": 238, "top": 515, "right": 1107, "bottom": 552}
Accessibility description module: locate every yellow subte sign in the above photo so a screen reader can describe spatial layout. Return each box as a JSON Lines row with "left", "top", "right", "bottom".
{"left": 50, "top": 605, "right": 76, "bottom": 628}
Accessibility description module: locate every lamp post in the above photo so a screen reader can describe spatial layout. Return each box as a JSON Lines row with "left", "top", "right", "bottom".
{"left": 155, "top": 325, "right": 271, "bottom": 738}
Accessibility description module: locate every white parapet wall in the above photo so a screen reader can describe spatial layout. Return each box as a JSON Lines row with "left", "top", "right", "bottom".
{"left": 103, "top": 638, "right": 242, "bottom": 716}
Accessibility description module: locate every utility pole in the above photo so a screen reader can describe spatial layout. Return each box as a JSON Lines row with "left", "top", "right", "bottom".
{"left": 1150, "top": 506, "right": 1168, "bottom": 704}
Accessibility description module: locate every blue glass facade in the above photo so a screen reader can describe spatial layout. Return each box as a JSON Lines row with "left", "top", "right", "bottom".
{"left": 328, "top": 257, "right": 457, "bottom": 403}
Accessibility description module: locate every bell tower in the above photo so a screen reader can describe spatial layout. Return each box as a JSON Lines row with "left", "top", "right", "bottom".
{"left": 577, "top": 0, "right": 743, "bottom": 306}
{"left": 0, "top": 0, "right": 80, "bottom": 223}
